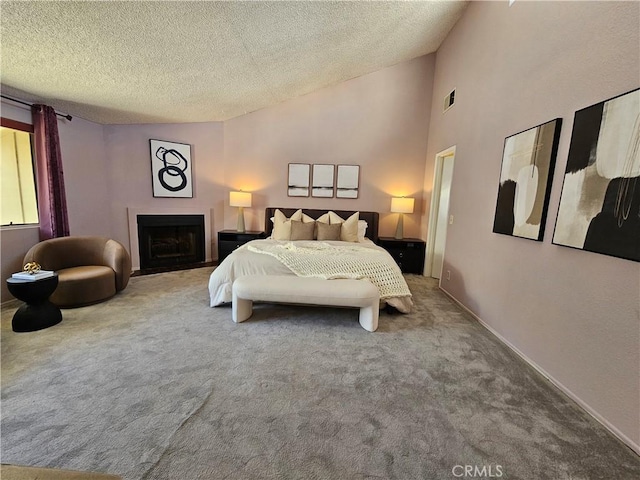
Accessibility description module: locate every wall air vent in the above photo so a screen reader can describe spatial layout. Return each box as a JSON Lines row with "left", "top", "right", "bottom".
{"left": 443, "top": 89, "right": 456, "bottom": 113}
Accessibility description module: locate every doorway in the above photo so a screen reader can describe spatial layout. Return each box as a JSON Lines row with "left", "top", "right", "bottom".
{"left": 425, "top": 146, "right": 456, "bottom": 279}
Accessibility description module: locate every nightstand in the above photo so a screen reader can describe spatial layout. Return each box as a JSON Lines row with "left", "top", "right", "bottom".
{"left": 377, "top": 237, "right": 426, "bottom": 274}
{"left": 217, "top": 230, "right": 265, "bottom": 263}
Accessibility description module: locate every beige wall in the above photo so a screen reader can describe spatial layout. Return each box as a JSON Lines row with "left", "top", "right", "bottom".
{"left": 424, "top": 1, "right": 639, "bottom": 449}
{"left": 59, "top": 116, "right": 112, "bottom": 238}
{"left": 1, "top": 225, "right": 40, "bottom": 303}
{"left": 224, "top": 55, "right": 435, "bottom": 237}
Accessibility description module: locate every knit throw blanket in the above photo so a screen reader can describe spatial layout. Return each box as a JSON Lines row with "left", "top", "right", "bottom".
{"left": 245, "top": 242, "right": 411, "bottom": 300}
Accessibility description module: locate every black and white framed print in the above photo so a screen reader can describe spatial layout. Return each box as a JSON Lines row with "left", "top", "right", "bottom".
{"left": 553, "top": 88, "right": 639, "bottom": 262}
{"left": 288, "top": 163, "right": 310, "bottom": 197}
{"left": 312, "top": 164, "right": 335, "bottom": 197}
{"left": 493, "top": 118, "right": 562, "bottom": 241}
{"left": 336, "top": 165, "right": 360, "bottom": 199}
{"left": 150, "top": 139, "right": 193, "bottom": 198}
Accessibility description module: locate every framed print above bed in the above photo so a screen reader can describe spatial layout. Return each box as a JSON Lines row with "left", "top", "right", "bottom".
{"left": 288, "top": 163, "right": 310, "bottom": 197}
{"left": 552, "top": 88, "right": 639, "bottom": 262}
{"left": 312, "top": 164, "right": 335, "bottom": 197}
{"left": 149, "top": 139, "right": 193, "bottom": 198}
{"left": 493, "top": 118, "right": 562, "bottom": 241}
{"left": 336, "top": 165, "right": 360, "bottom": 199}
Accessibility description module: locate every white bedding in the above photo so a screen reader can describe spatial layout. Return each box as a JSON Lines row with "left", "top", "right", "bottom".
{"left": 208, "top": 239, "right": 413, "bottom": 313}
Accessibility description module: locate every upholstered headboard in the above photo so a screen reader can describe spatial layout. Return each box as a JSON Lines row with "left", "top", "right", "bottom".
{"left": 264, "top": 208, "right": 380, "bottom": 243}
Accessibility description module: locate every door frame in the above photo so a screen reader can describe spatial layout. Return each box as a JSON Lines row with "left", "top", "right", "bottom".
{"left": 424, "top": 145, "right": 456, "bottom": 277}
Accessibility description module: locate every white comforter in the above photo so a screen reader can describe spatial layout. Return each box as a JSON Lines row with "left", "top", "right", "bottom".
{"left": 208, "top": 239, "right": 413, "bottom": 313}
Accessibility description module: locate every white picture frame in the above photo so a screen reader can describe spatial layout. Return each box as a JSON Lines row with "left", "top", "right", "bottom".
{"left": 336, "top": 165, "right": 360, "bottom": 199}
{"left": 312, "top": 164, "right": 335, "bottom": 197}
{"left": 288, "top": 163, "right": 310, "bottom": 197}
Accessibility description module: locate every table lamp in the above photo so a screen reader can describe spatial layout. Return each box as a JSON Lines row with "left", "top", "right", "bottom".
{"left": 391, "top": 196, "right": 414, "bottom": 239}
{"left": 229, "top": 191, "right": 252, "bottom": 233}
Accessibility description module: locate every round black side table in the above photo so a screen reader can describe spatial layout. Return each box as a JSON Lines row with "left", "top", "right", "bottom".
{"left": 6, "top": 274, "right": 62, "bottom": 332}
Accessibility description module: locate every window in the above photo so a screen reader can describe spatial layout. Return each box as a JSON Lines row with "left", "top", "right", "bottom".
{"left": 1, "top": 122, "right": 38, "bottom": 226}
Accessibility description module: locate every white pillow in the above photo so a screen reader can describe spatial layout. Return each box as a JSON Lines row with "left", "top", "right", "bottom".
{"left": 328, "top": 211, "right": 359, "bottom": 242}
{"left": 357, "top": 220, "right": 368, "bottom": 242}
{"left": 272, "top": 209, "right": 303, "bottom": 240}
{"left": 272, "top": 212, "right": 315, "bottom": 224}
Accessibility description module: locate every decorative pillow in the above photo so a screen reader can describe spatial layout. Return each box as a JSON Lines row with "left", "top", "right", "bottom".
{"left": 272, "top": 209, "right": 303, "bottom": 240}
{"left": 357, "top": 220, "right": 368, "bottom": 242}
{"left": 316, "top": 222, "right": 341, "bottom": 241}
{"left": 302, "top": 213, "right": 316, "bottom": 224}
{"left": 290, "top": 220, "right": 315, "bottom": 240}
{"left": 328, "top": 211, "right": 359, "bottom": 242}
{"left": 316, "top": 213, "right": 330, "bottom": 224}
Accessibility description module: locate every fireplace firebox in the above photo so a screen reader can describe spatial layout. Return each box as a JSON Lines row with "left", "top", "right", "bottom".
{"left": 137, "top": 214, "right": 205, "bottom": 270}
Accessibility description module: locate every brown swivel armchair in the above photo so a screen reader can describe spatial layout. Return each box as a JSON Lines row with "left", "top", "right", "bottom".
{"left": 23, "top": 236, "right": 132, "bottom": 308}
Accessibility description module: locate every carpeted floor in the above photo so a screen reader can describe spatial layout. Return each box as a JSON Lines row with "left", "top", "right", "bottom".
{"left": 1, "top": 268, "right": 638, "bottom": 480}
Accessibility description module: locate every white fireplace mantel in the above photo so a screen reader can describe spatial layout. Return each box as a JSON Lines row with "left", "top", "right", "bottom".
{"left": 127, "top": 207, "right": 213, "bottom": 271}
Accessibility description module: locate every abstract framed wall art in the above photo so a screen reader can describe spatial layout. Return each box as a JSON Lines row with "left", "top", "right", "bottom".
{"left": 493, "top": 118, "right": 562, "bottom": 241}
{"left": 288, "top": 163, "right": 310, "bottom": 197}
{"left": 553, "top": 88, "right": 639, "bottom": 262}
{"left": 336, "top": 165, "right": 360, "bottom": 199}
{"left": 149, "top": 139, "right": 193, "bottom": 198}
{"left": 312, "top": 164, "right": 335, "bottom": 197}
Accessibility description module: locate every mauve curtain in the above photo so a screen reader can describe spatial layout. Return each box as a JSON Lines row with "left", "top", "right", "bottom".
{"left": 32, "top": 104, "right": 69, "bottom": 240}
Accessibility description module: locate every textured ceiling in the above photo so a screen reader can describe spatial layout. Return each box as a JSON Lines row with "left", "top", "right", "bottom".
{"left": 1, "top": 1, "right": 468, "bottom": 124}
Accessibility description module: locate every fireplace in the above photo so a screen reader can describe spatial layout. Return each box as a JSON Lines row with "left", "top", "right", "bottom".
{"left": 137, "top": 214, "right": 205, "bottom": 270}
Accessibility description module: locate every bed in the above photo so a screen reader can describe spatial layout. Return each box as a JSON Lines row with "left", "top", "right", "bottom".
{"left": 208, "top": 208, "right": 413, "bottom": 313}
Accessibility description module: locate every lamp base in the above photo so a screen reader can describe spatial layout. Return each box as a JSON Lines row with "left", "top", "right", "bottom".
{"left": 237, "top": 207, "right": 246, "bottom": 233}
{"left": 394, "top": 213, "right": 404, "bottom": 239}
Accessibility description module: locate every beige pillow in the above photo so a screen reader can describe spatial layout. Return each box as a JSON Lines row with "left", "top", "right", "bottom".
{"left": 316, "top": 213, "right": 330, "bottom": 224}
{"left": 316, "top": 222, "right": 341, "bottom": 241}
{"left": 272, "top": 209, "right": 303, "bottom": 240}
{"left": 328, "top": 211, "right": 359, "bottom": 242}
{"left": 290, "top": 220, "right": 315, "bottom": 240}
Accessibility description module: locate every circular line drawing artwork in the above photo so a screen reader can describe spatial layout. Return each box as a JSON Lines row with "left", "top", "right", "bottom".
{"left": 155, "top": 147, "right": 188, "bottom": 192}
{"left": 149, "top": 139, "right": 193, "bottom": 198}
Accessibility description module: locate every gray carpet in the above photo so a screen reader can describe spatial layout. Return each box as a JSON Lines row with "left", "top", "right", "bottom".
{"left": 1, "top": 268, "right": 638, "bottom": 480}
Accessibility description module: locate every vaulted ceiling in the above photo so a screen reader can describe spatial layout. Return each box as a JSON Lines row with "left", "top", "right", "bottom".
{"left": 1, "top": 1, "right": 468, "bottom": 124}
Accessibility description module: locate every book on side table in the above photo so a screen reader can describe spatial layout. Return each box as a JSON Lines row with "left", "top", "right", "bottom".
{"left": 11, "top": 270, "right": 55, "bottom": 281}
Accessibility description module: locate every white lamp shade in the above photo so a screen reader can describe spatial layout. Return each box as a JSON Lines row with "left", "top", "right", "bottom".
{"left": 229, "top": 191, "right": 252, "bottom": 208}
{"left": 391, "top": 197, "right": 414, "bottom": 214}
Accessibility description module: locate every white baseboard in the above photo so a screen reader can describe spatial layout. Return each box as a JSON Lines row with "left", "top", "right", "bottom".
{"left": 439, "top": 286, "right": 640, "bottom": 456}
